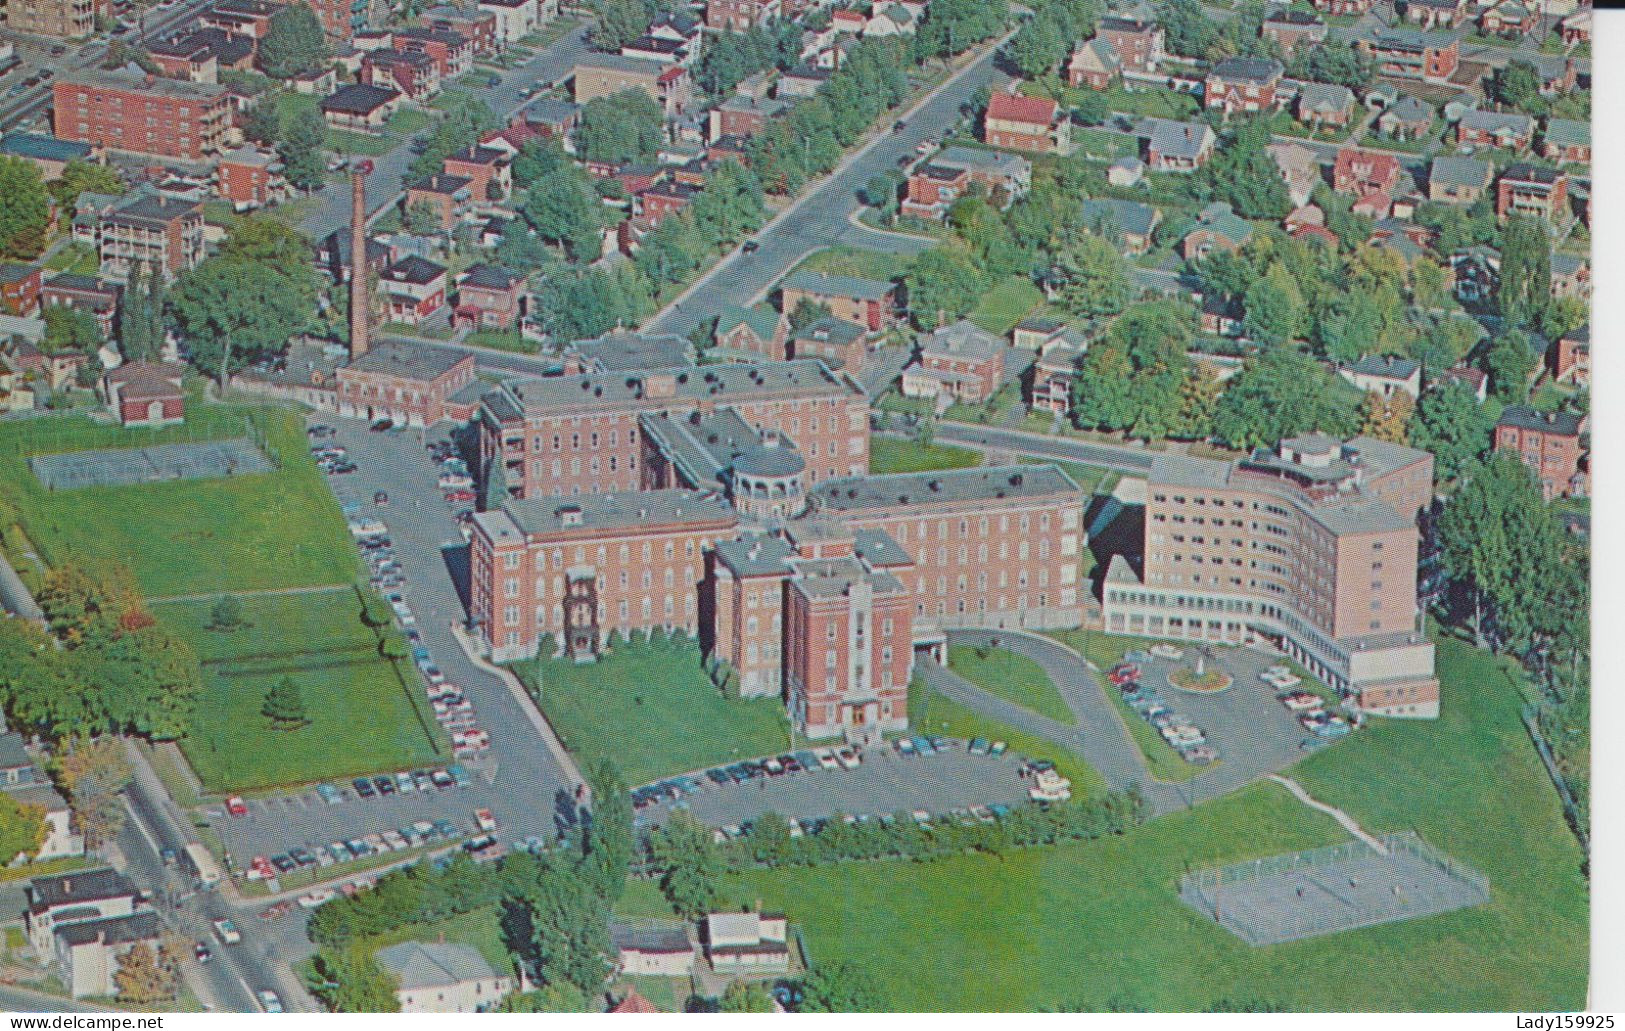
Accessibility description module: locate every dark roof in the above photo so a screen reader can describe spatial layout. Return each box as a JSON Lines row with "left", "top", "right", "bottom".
{"left": 105, "top": 193, "right": 199, "bottom": 226}
{"left": 54, "top": 911, "right": 160, "bottom": 949}
{"left": 346, "top": 341, "right": 469, "bottom": 380}
{"left": 0, "top": 132, "right": 94, "bottom": 162}
{"left": 1348, "top": 354, "right": 1419, "bottom": 379}
{"left": 383, "top": 255, "right": 447, "bottom": 285}
{"left": 524, "top": 98, "right": 578, "bottom": 124}
{"left": 780, "top": 270, "right": 894, "bottom": 302}
{"left": 1501, "top": 162, "right": 1562, "bottom": 186}
{"left": 1497, "top": 404, "right": 1583, "bottom": 435}
{"left": 459, "top": 262, "right": 522, "bottom": 290}
{"left": 321, "top": 83, "right": 400, "bottom": 114}
{"left": 0, "top": 732, "right": 31, "bottom": 771}
{"left": 28, "top": 868, "right": 140, "bottom": 915}
{"left": 1210, "top": 57, "right": 1283, "bottom": 84}
{"left": 809, "top": 464, "right": 1081, "bottom": 514}
{"left": 446, "top": 145, "right": 505, "bottom": 166}
{"left": 408, "top": 173, "right": 473, "bottom": 195}
{"left": 0, "top": 263, "right": 39, "bottom": 285}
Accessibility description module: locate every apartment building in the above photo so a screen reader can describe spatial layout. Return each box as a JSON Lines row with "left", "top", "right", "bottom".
{"left": 4, "top": 0, "right": 104, "bottom": 39}
{"left": 88, "top": 192, "right": 205, "bottom": 282}
{"left": 1102, "top": 435, "right": 1439, "bottom": 717}
{"left": 1494, "top": 405, "right": 1587, "bottom": 500}
{"left": 53, "top": 69, "right": 229, "bottom": 161}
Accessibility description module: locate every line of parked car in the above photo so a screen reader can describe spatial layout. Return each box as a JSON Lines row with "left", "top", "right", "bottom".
{"left": 630, "top": 745, "right": 872, "bottom": 811}
{"left": 1258, "top": 665, "right": 1355, "bottom": 748}
{"left": 714, "top": 798, "right": 1024, "bottom": 845}
{"left": 428, "top": 440, "right": 477, "bottom": 513}
{"left": 1111, "top": 662, "right": 1220, "bottom": 765}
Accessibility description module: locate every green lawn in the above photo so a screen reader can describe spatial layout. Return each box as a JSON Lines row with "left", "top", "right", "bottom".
{"left": 0, "top": 403, "right": 359, "bottom": 597}
{"left": 361, "top": 905, "right": 513, "bottom": 977}
{"left": 326, "top": 128, "right": 396, "bottom": 156}
{"left": 967, "top": 276, "right": 1044, "bottom": 336}
{"left": 734, "top": 629, "right": 1587, "bottom": 1010}
{"left": 384, "top": 107, "right": 432, "bottom": 136}
{"left": 151, "top": 589, "right": 380, "bottom": 661}
{"left": 946, "top": 644, "right": 1074, "bottom": 725}
{"left": 513, "top": 635, "right": 790, "bottom": 785}
{"left": 795, "top": 246, "right": 916, "bottom": 282}
{"left": 464, "top": 329, "right": 539, "bottom": 354}
{"left": 45, "top": 243, "right": 99, "bottom": 276}
{"left": 868, "top": 438, "right": 983, "bottom": 475}
{"left": 1072, "top": 127, "right": 1138, "bottom": 160}
{"left": 907, "top": 676, "right": 1102, "bottom": 798}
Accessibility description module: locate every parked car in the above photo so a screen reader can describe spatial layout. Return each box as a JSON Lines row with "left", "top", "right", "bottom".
{"left": 257, "top": 990, "right": 283, "bottom": 1014}
{"left": 194, "top": 941, "right": 212, "bottom": 963}
{"left": 814, "top": 748, "right": 839, "bottom": 770}
{"left": 474, "top": 807, "right": 498, "bottom": 832}
{"left": 226, "top": 795, "right": 248, "bottom": 817}
{"left": 1149, "top": 643, "right": 1184, "bottom": 660}
{"left": 213, "top": 919, "right": 241, "bottom": 945}
{"left": 896, "top": 737, "right": 916, "bottom": 757}
{"left": 836, "top": 747, "right": 861, "bottom": 770}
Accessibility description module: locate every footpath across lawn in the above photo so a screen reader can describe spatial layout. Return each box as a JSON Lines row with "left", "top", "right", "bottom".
{"left": 734, "top": 628, "right": 1587, "bottom": 1011}
{"left": 513, "top": 634, "right": 790, "bottom": 785}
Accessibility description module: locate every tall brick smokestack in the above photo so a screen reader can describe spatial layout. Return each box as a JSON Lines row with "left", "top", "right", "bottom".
{"left": 349, "top": 160, "right": 374, "bottom": 359}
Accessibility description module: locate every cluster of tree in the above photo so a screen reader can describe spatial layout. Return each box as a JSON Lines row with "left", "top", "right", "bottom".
{"left": 54, "top": 736, "right": 135, "bottom": 851}
{"left": 113, "top": 941, "right": 182, "bottom": 1006}
{"left": 1284, "top": 38, "right": 1376, "bottom": 92}
{"left": 693, "top": 22, "right": 802, "bottom": 98}
{"left": 310, "top": 761, "right": 633, "bottom": 1010}
{"left": 635, "top": 161, "right": 767, "bottom": 294}
{"left": 0, "top": 156, "right": 50, "bottom": 260}
{"left": 47, "top": 160, "right": 124, "bottom": 219}
{"left": 0, "top": 791, "right": 47, "bottom": 867}
{"left": 1070, "top": 300, "right": 1200, "bottom": 439}
{"left": 577, "top": 89, "right": 666, "bottom": 166}
{"left": 591, "top": 0, "right": 662, "bottom": 51}
{"left": 259, "top": 3, "right": 332, "bottom": 79}
{"left": 169, "top": 217, "right": 320, "bottom": 385}
{"left": 0, "top": 565, "right": 200, "bottom": 749}
{"left": 121, "top": 261, "right": 168, "bottom": 364}
{"left": 1209, "top": 346, "right": 1363, "bottom": 449}
{"left": 409, "top": 92, "right": 501, "bottom": 180}
{"left": 514, "top": 140, "right": 606, "bottom": 263}
{"left": 1006, "top": 0, "right": 1105, "bottom": 79}
{"left": 242, "top": 95, "right": 329, "bottom": 193}
{"left": 1488, "top": 58, "right": 1590, "bottom": 122}
{"left": 647, "top": 790, "right": 1146, "bottom": 919}
{"left": 310, "top": 946, "right": 401, "bottom": 1013}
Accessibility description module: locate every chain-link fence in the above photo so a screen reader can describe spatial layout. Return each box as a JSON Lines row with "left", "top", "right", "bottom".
{"left": 28, "top": 437, "right": 275, "bottom": 491}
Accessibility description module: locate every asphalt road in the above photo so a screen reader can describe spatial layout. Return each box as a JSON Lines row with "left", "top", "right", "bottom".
{"left": 642, "top": 31, "right": 1019, "bottom": 340}
{"left": 298, "top": 24, "right": 595, "bottom": 241}
{"left": 930, "top": 422, "right": 1157, "bottom": 474}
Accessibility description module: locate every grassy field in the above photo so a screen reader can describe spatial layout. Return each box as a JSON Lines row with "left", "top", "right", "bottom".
{"left": 907, "top": 677, "right": 1103, "bottom": 798}
{"left": 0, "top": 403, "right": 358, "bottom": 597}
{"left": 514, "top": 634, "right": 790, "bottom": 785}
{"left": 946, "top": 644, "right": 1074, "bottom": 725}
{"left": 728, "top": 629, "right": 1588, "bottom": 1010}
{"left": 464, "top": 329, "right": 539, "bottom": 354}
{"left": 359, "top": 905, "right": 513, "bottom": 976}
{"left": 795, "top": 246, "right": 916, "bottom": 282}
{"left": 968, "top": 276, "right": 1044, "bottom": 336}
{"left": 868, "top": 438, "right": 983, "bottom": 475}
{"left": 384, "top": 108, "right": 432, "bottom": 136}
{"left": 152, "top": 589, "right": 377, "bottom": 661}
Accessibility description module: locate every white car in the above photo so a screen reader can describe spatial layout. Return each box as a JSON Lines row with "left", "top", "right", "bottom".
{"left": 297, "top": 889, "right": 335, "bottom": 909}
{"left": 1149, "top": 643, "right": 1184, "bottom": 660}
{"left": 257, "top": 990, "right": 283, "bottom": 1014}
{"left": 212, "top": 919, "right": 241, "bottom": 945}
{"left": 814, "top": 748, "right": 839, "bottom": 770}
{"left": 1282, "top": 693, "right": 1322, "bottom": 712}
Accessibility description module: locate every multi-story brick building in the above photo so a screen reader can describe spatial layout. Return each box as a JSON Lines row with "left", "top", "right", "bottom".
{"left": 442, "top": 145, "right": 510, "bottom": 200}
{"left": 901, "top": 319, "right": 1006, "bottom": 405}
{"left": 1360, "top": 28, "right": 1460, "bottom": 82}
{"left": 572, "top": 54, "right": 692, "bottom": 115}
{"left": 470, "top": 487, "right": 740, "bottom": 661}
{"left": 1495, "top": 163, "right": 1569, "bottom": 221}
{"left": 899, "top": 146, "right": 1030, "bottom": 221}
{"left": 560, "top": 331, "right": 693, "bottom": 375}
{"left": 1103, "top": 435, "right": 1439, "bottom": 717}
{"left": 0, "top": 264, "right": 42, "bottom": 318}
{"left": 5, "top": 0, "right": 104, "bottom": 39}
{"left": 1096, "top": 14, "right": 1163, "bottom": 71}
{"left": 420, "top": 3, "right": 499, "bottom": 55}
{"left": 93, "top": 192, "right": 205, "bottom": 282}
{"left": 714, "top": 304, "right": 789, "bottom": 361}
{"left": 477, "top": 359, "right": 869, "bottom": 501}
{"left": 334, "top": 341, "right": 478, "bottom": 427}
{"left": 778, "top": 271, "right": 899, "bottom": 332}
{"left": 395, "top": 26, "right": 475, "bottom": 78}
{"left": 1203, "top": 57, "right": 1284, "bottom": 116}
{"left": 1494, "top": 405, "right": 1587, "bottom": 500}
{"left": 788, "top": 317, "right": 869, "bottom": 376}
{"left": 215, "top": 145, "right": 288, "bottom": 210}
{"left": 53, "top": 69, "right": 229, "bottom": 161}
{"left": 1261, "top": 8, "right": 1327, "bottom": 53}
{"left": 1456, "top": 109, "right": 1533, "bottom": 151}
{"left": 704, "top": 0, "right": 779, "bottom": 30}
{"left": 41, "top": 273, "right": 120, "bottom": 337}
{"left": 452, "top": 263, "right": 526, "bottom": 329}
{"left": 380, "top": 255, "right": 448, "bottom": 324}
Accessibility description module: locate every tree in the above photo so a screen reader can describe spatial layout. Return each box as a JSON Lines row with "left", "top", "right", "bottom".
{"left": 168, "top": 217, "right": 318, "bottom": 386}
{"left": 0, "top": 793, "right": 46, "bottom": 866}
{"left": 721, "top": 981, "right": 776, "bottom": 1013}
{"left": 592, "top": 0, "right": 656, "bottom": 51}
{"left": 209, "top": 595, "right": 246, "bottom": 631}
{"left": 1211, "top": 347, "right": 1362, "bottom": 450}
{"left": 1497, "top": 214, "right": 1550, "bottom": 328}
{"left": 279, "top": 108, "right": 328, "bottom": 192}
{"left": 1409, "top": 381, "right": 1493, "bottom": 481}
{"left": 48, "top": 160, "right": 124, "bottom": 217}
{"left": 404, "top": 198, "right": 442, "bottom": 235}
{"left": 520, "top": 862, "right": 614, "bottom": 994}
{"left": 42, "top": 305, "right": 102, "bottom": 354}
{"left": 800, "top": 961, "right": 883, "bottom": 1013}
{"left": 498, "top": 984, "right": 592, "bottom": 1012}
{"left": 409, "top": 93, "right": 499, "bottom": 178}
{"left": 581, "top": 759, "right": 632, "bottom": 902}
{"left": 114, "top": 943, "right": 177, "bottom": 1005}
{"left": 121, "top": 262, "right": 167, "bottom": 363}
{"left": 1358, "top": 388, "right": 1412, "bottom": 444}
{"left": 260, "top": 3, "right": 331, "bottom": 78}
{"left": 522, "top": 166, "right": 603, "bottom": 262}
{"left": 649, "top": 810, "right": 721, "bottom": 918}
{"left": 1161, "top": 0, "right": 1220, "bottom": 58}
{"left": 53, "top": 737, "right": 131, "bottom": 851}
{"left": 863, "top": 173, "right": 901, "bottom": 220}
{"left": 0, "top": 156, "right": 50, "bottom": 260}
{"left": 1242, "top": 262, "right": 1305, "bottom": 348}
{"left": 1049, "top": 232, "right": 1134, "bottom": 318}
{"left": 1488, "top": 59, "right": 1543, "bottom": 116}
{"left": 1484, "top": 328, "right": 1537, "bottom": 401}
{"left": 263, "top": 675, "right": 308, "bottom": 728}
{"left": 907, "top": 243, "right": 988, "bottom": 328}
{"left": 577, "top": 89, "right": 666, "bottom": 165}
{"left": 482, "top": 452, "right": 509, "bottom": 511}
{"left": 1210, "top": 121, "right": 1291, "bottom": 220}
{"left": 1170, "top": 365, "right": 1221, "bottom": 440}
{"left": 312, "top": 946, "right": 400, "bottom": 1012}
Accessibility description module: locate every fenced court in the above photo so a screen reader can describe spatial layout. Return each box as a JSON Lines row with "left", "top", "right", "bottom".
{"left": 29, "top": 437, "right": 275, "bottom": 491}
{"left": 1179, "top": 832, "right": 1490, "bottom": 946}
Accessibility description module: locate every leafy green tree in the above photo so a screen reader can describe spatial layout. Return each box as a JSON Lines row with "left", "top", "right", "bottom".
{"left": 42, "top": 305, "right": 102, "bottom": 354}
{"left": 1408, "top": 381, "right": 1493, "bottom": 481}
{"left": 592, "top": 0, "right": 656, "bottom": 51}
{"left": 1488, "top": 59, "right": 1544, "bottom": 116}
{"left": 121, "top": 261, "right": 167, "bottom": 363}
{"left": 863, "top": 173, "right": 901, "bottom": 219}
{"left": 907, "top": 243, "right": 988, "bottom": 328}
{"left": 264, "top": 676, "right": 308, "bottom": 728}
{"left": 1497, "top": 214, "right": 1550, "bottom": 328}
{"left": 0, "top": 793, "right": 46, "bottom": 866}
{"left": 511, "top": 137, "right": 571, "bottom": 191}
{"left": 649, "top": 809, "right": 722, "bottom": 918}
{"left": 721, "top": 981, "right": 776, "bottom": 1013}
{"left": 114, "top": 942, "right": 177, "bottom": 1005}
{"left": 409, "top": 94, "right": 498, "bottom": 178}
{"left": 404, "top": 198, "right": 442, "bottom": 235}
{"left": 800, "top": 961, "right": 883, "bottom": 1013}
{"left": 522, "top": 166, "right": 603, "bottom": 262}
{"left": 48, "top": 160, "right": 124, "bottom": 216}
{"left": 1243, "top": 262, "right": 1305, "bottom": 348}
{"left": 312, "top": 946, "right": 401, "bottom": 1012}
{"left": 520, "top": 862, "right": 614, "bottom": 995}
{"left": 51, "top": 737, "right": 131, "bottom": 848}
{"left": 1210, "top": 121, "right": 1291, "bottom": 220}
{"left": 279, "top": 107, "right": 328, "bottom": 192}
{"left": 1162, "top": 0, "right": 1220, "bottom": 59}
{"left": 498, "top": 984, "right": 591, "bottom": 1012}
{"left": 1049, "top": 232, "right": 1134, "bottom": 318}
{"left": 482, "top": 453, "right": 509, "bottom": 512}
{"left": 0, "top": 156, "right": 50, "bottom": 260}
{"left": 577, "top": 89, "right": 665, "bottom": 165}
{"left": 209, "top": 595, "right": 246, "bottom": 631}
{"left": 1211, "top": 347, "right": 1361, "bottom": 449}
{"left": 1170, "top": 365, "right": 1221, "bottom": 440}
{"left": 1484, "top": 328, "right": 1537, "bottom": 401}
{"left": 581, "top": 759, "right": 632, "bottom": 902}
{"left": 259, "top": 3, "right": 331, "bottom": 78}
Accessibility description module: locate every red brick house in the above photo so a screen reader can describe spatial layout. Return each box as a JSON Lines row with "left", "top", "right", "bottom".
{"left": 983, "top": 92, "right": 1069, "bottom": 155}
{"left": 1495, "top": 164, "right": 1568, "bottom": 221}
{"left": 1097, "top": 15, "right": 1163, "bottom": 71}
{"left": 708, "top": 94, "right": 787, "bottom": 142}
{"left": 1551, "top": 324, "right": 1588, "bottom": 385}
{"left": 1494, "top": 405, "right": 1587, "bottom": 500}
{"left": 1203, "top": 57, "right": 1284, "bottom": 116}
{"left": 1333, "top": 148, "right": 1402, "bottom": 196}
{"left": 1541, "top": 118, "right": 1589, "bottom": 164}
{"left": 405, "top": 174, "right": 474, "bottom": 230}
{"left": 901, "top": 163, "right": 969, "bottom": 220}
{"left": 380, "top": 255, "right": 449, "bottom": 324}
{"left": 901, "top": 320, "right": 1006, "bottom": 405}
{"left": 1261, "top": 9, "right": 1327, "bottom": 53}
{"left": 1066, "top": 39, "right": 1120, "bottom": 90}
{"left": 640, "top": 180, "right": 701, "bottom": 226}
{"left": 0, "top": 264, "right": 43, "bottom": 318}
{"left": 779, "top": 271, "right": 899, "bottom": 332}
{"left": 362, "top": 49, "right": 440, "bottom": 102}
{"left": 453, "top": 263, "right": 527, "bottom": 329}
{"left": 788, "top": 316, "right": 868, "bottom": 374}
{"left": 215, "top": 145, "right": 287, "bottom": 211}
{"left": 705, "top": 0, "right": 779, "bottom": 31}
{"left": 103, "top": 361, "right": 186, "bottom": 427}
{"left": 1455, "top": 109, "right": 1533, "bottom": 151}
{"left": 1405, "top": 0, "right": 1467, "bottom": 28}
{"left": 394, "top": 27, "right": 474, "bottom": 79}
{"left": 442, "top": 145, "right": 510, "bottom": 201}
{"left": 715, "top": 304, "right": 789, "bottom": 361}
{"left": 1361, "top": 29, "right": 1459, "bottom": 83}
{"left": 1311, "top": 0, "right": 1371, "bottom": 14}
{"left": 421, "top": 5, "right": 499, "bottom": 55}
{"left": 42, "top": 274, "right": 120, "bottom": 337}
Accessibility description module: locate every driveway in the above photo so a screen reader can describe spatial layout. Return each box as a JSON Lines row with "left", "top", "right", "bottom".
{"left": 633, "top": 746, "right": 1032, "bottom": 830}
{"left": 205, "top": 418, "right": 580, "bottom": 869}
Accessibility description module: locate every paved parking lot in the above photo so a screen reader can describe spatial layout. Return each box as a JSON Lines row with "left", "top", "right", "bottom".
{"left": 634, "top": 744, "right": 1032, "bottom": 830}
{"left": 206, "top": 418, "right": 578, "bottom": 868}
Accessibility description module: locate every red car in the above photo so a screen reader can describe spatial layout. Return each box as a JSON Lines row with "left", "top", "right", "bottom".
{"left": 444, "top": 489, "right": 476, "bottom": 504}
{"left": 226, "top": 795, "right": 248, "bottom": 817}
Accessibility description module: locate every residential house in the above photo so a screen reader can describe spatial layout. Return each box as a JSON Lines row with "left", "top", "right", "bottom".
{"left": 1550, "top": 323, "right": 1588, "bottom": 385}
{"left": 1478, "top": 0, "right": 1536, "bottom": 35}
{"left": 1494, "top": 405, "right": 1587, "bottom": 500}
{"left": 1529, "top": 54, "right": 1577, "bottom": 97}
{"left": 612, "top": 989, "right": 662, "bottom": 1013}
{"left": 1010, "top": 314, "right": 1067, "bottom": 351}
{"left": 572, "top": 54, "right": 692, "bottom": 116}
{"left": 1541, "top": 118, "right": 1589, "bottom": 164}
{"left": 983, "top": 91, "right": 1069, "bottom": 155}
{"left": 1559, "top": 7, "right": 1590, "bottom": 45}
{"left": 1360, "top": 29, "right": 1460, "bottom": 82}
{"left": 1428, "top": 154, "right": 1493, "bottom": 203}
{"left": 714, "top": 303, "right": 789, "bottom": 361}
{"left": 1107, "top": 156, "right": 1145, "bottom": 186}
{"left": 1550, "top": 252, "right": 1589, "bottom": 301}
{"left": 1028, "top": 332, "right": 1086, "bottom": 416}
{"left": 2, "top": 337, "right": 87, "bottom": 392}
{"left": 1495, "top": 163, "right": 1568, "bottom": 220}
{"left": 1339, "top": 354, "right": 1422, "bottom": 399}
{"left": 1266, "top": 141, "right": 1321, "bottom": 208}
{"left": 396, "top": 27, "right": 476, "bottom": 78}
{"left": 0, "top": 734, "right": 83, "bottom": 862}
{"left": 901, "top": 319, "right": 1006, "bottom": 405}
{"left": 92, "top": 192, "right": 205, "bottom": 282}
{"left": 901, "top": 146, "right": 1032, "bottom": 219}
{"left": 1296, "top": 82, "right": 1355, "bottom": 127}
{"left": 102, "top": 361, "right": 187, "bottom": 427}
{"left": 375, "top": 942, "right": 513, "bottom": 1013}
{"left": 443, "top": 145, "right": 511, "bottom": 201}
{"left": 41, "top": 274, "right": 121, "bottom": 338}
{"left": 709, "top": 94, "right": 787, "bottom": 142}
{"left": 363, "top": 49, "right": 441, "bottom": 102}
{"left": 788, "top": 316, "right": 870, "bottom": 375}
{"left": 1333, "top": 147, "right": 1402, "bottom": 197}
{"left": 1455, "top": 109, "right": 1534, "bottom": 151}
{"left": 1377, "top": 96, "right": 1435, "bottom": 140}
{"left": 1405, "top": 0, "right": 1468, "bottom": 27}
{"left": 1450, "top": 245, "right": 1500, "bottom": 302}
{"left": 1262, "top": 9, "right": 1327, "bottom": 53}
{"left": 320, "top": 83, "right": 402, "bottom": 130}
{"left": 1097, "top": 15, "right": 1164, "bottom": 72}
{"left": 640, "top": 180, "right": 701, "bottom": 226}
{"left": 1145, "top": 118, "right": 1214, "bottom": 172}
{"left": 420, "top": 4, "right": 500, "bottom": 55}
{"left": 703, "top": 912, "right": 790, "bottom": 973}
{"left": 215, "top": 145, "right": 287, "bottom": 211}
{"left": 779, "top": 271, "right": 899, "bottom": 331}
{"left": 705, "top": 0, "right": 780, "bottom": 31}
{"left": 405, "top": 174, "right": 475, "bottom": 230}
{"left": 1203, "top": 57, "right": 1284, "bottom": 116}
{"left": 865, "top": 3, "right": 918, "bottom": 35}
{"left": 380, "top": 256, "right": 448, "bottom": 324}
{"left": 1311, "top": 0, "right": 1371, "bottom": 15}
{"left": 453, "top": 263, "right": 527, "bottom": 329}
{"left": 1180, "top": 202, "right": 1252, "bottom": 261}
{"left": 0, "top": 264, "right": 42, "bottom": 317}
{"left": 611, "top": 922, "right": 697, "bottom": 977}
{"left": 478, "top": 0, "right": 544, "bottom": 44}
{"left": 1066, "top": 38, "right": 1121, "bottom": 89}
{"left": 1078, "top": 198, "right": 1159, "bottom": 254}
{"left": 1433, "top": 362, "right": 1488, "bottom": 401}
